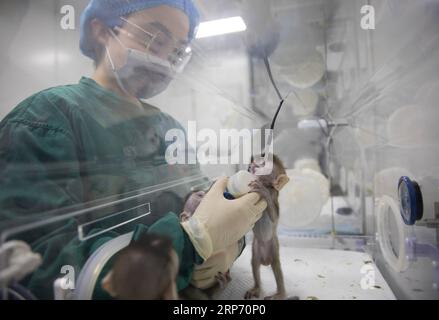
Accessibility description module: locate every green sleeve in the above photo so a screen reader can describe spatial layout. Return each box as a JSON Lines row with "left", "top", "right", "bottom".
{"left": 131, "top": 212, "right": 203, "bottom": 291}
{"left": 91, "top": 212, "right": 203, "bottom": 299}
{"left": 0, "top": 92, "right": 83, "bottom": 226}
{"left": 26, "top": 218, "right": 120, "bottom": 300}
{"left": 26, "top": 212, "right": 203, "bottom": 300}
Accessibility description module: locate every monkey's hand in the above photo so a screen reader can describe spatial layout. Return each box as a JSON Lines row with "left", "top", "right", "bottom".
{"left": 249, "top": 180, "right": 277, "bottom": 222}
{"left": 215, "top": 271, "right": 232, "bottom": 289}
{"left": 244, "top": 286, "right": 261, "bottom": 299}
{"left": 264, "top": 291, "right": 287, "bottom": 300}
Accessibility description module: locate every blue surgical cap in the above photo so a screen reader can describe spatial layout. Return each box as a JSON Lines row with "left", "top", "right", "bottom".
{"left": 80, "top": 0, "right": 200, "bottom": 61}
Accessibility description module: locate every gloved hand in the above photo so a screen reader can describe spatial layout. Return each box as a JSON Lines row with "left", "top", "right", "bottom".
{"left": 181, "top": 176, "right": 267, "bottom": 260}
{"left": 191, "top": 242, "right": 240, "bottom": 290}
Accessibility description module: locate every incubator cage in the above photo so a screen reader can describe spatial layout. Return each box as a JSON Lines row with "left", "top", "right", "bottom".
{"left": 0, "top": 0, "right": 438, "bottom": 300}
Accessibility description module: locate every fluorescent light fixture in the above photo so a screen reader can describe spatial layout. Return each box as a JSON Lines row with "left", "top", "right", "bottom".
{"left": 31, "top": 51, "right": 71, "bottom": 66}
{"left": 196, "top": 16, "right": 247, "bottom": 39}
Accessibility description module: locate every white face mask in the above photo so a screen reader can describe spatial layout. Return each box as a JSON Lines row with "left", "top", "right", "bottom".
{"left": 106, "top": 30, "right": 176, "bottom": 100}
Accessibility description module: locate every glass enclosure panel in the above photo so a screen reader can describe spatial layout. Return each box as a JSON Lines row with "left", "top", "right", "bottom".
{"left": 1, "top": 0, "right": 438, "bottom": 300}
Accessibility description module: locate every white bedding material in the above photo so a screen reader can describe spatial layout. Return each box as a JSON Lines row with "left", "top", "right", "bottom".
{"left": 216, "top": 246, "right": 395, "bottom": 300}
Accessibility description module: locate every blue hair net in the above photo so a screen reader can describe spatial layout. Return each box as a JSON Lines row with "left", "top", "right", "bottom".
{"left": 80, "top": 0, "right": 200, "bottom": 61}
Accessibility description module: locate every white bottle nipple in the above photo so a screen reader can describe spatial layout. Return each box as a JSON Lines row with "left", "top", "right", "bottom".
{"left": 227, "top": 170, "right": 256, "bottom": 198}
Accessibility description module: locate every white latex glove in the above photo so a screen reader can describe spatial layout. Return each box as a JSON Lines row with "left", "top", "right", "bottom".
{"left": 191, "top": 242, "right": 240, "bottom": 290}
{"left": 181, "top": 176, "right": 267, "bottom": 260}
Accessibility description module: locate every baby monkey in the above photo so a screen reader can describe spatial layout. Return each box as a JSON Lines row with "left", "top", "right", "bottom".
{"left": 245, "top": 154, "right": 289, "bottom": 300}
{"left": 101, "top": 233, "right": 179, "bottom": 300}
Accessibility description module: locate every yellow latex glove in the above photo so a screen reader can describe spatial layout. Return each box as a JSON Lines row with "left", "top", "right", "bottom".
{"left": 181, "top": 176, "right": 267, "bottom": 260}
{"left": 191, "top": 242, "right": 240, "bottom": 290}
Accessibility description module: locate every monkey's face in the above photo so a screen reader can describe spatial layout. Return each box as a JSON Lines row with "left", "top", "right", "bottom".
{"left": 248, "top": 156, "right": 276, "bottom": 186}
{"left": 248, "top": 156, "right": 263, "bottom": 174}
{"left": 182, "top": 190, "right": 206, "bottom": 216}
{"left": 248, "top": 154, "right": 290, "bottom": 191}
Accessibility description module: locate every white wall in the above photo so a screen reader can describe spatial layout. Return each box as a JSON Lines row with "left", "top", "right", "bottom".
{"left": 0, "top": 0, "right": 92, "bottom": 120}
{"left": 325, "top": 0, "right": 439, "bottom": 299}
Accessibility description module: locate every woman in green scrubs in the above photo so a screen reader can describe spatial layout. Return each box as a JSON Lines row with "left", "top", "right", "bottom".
{"left": 0, "top": 0, "right": 266, "bottom": 300}
{"left": 0, "top": 0, "right": 199, "bottom": 222}
{"left": 0, "top": 0, "right": 201, "bottom": 299}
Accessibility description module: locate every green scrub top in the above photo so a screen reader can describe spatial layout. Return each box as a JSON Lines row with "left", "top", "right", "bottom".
{"left": 0, "top": 77, "right": 205, "bottom": 299}
{"left": 0, "top": 77, "right": 200, "bottom": 223}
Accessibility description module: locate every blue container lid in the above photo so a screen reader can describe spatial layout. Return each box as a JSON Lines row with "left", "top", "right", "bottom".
{"left": 398, "top": 176, "right": 423, "bottom": 225}
{"left": 223, "top": 192, "right": 236, "bottom": 200}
